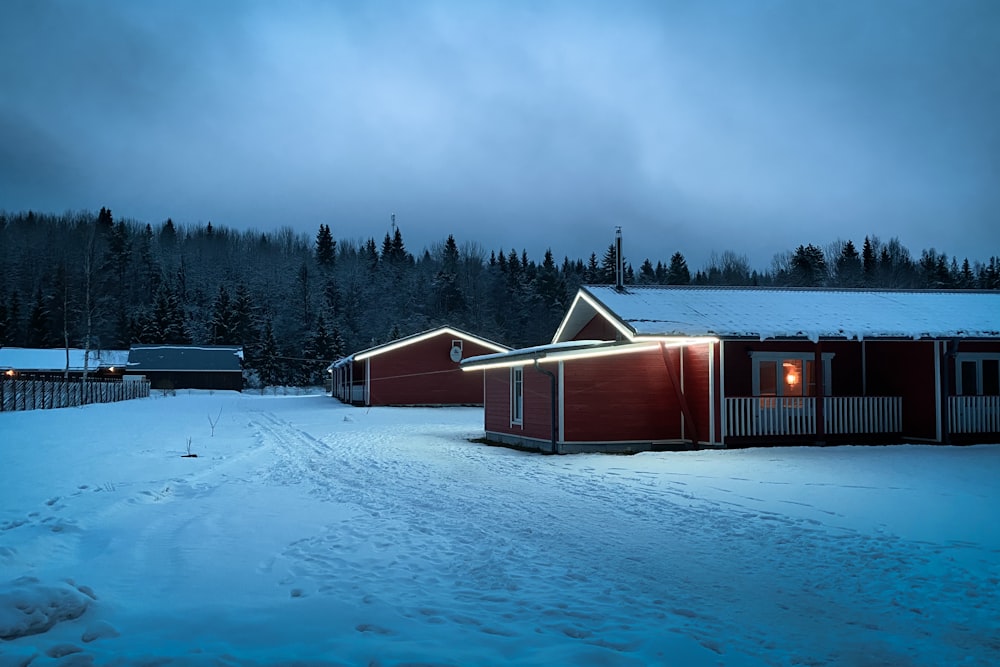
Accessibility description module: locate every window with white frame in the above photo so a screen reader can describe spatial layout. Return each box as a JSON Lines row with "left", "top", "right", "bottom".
{"left": 510, "top": 366, "right": 524, "bottom": 425}
{"left": 956, "top": 354, "right": 1000, "bottom": 396}
{"left": 750, "top": 351, "right": 833, "bottom": 397}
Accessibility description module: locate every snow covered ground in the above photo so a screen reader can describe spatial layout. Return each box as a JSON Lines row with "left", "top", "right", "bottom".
{"left": 1, "top": 391, "right": 998, "bottom": 666}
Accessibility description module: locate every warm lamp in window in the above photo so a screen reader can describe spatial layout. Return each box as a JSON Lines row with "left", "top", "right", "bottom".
{"left": 783, "top": 362, "right": 799, "bottom": 387}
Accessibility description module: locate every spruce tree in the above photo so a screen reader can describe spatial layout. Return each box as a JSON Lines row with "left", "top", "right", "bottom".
{"left": 666, "top": 252, "right": 691, "bottom": 285}
{"left": 638, "top": 259, "right": 656, "bottom": 284}
{"left": 7, "top": 290, "right": 22, "bottom": 346}
{"left": 152, "top": 284, "right": 188, "bottom": 344}
{"left": 303, "top": 314, "right": 335, "bottom": 385}
{"left": 27, "top": 287, "right": 51, "bottom": 347}
{"left": 256, "top": 319, "right": 281, "bottom": 391}
{"left": 585, "top": 253, "right": 600, "bottom": 283}
{"left": 861, "top": 236, "right": 877, "bottom": 283}
{"left": 315, "top": 224, "right": 335, "bottom": 268}
{"left": 0, "top": 298, "right": 7, "bottom": 346}
{"left": 834, "top": 240, "right": 862, "bottom": 287}
{"left": 600, "top": 244, "right": 618, "bottom": 284}
{"left": 791, "top": 244, "right": 828, "bottom": 286}
{"left": 433, "top": 235, "right": 465, "bottom": 318}
{"left": 231, "top": 284, "right": 258, "bottom": 350}
{"left": 209, "top": 285, "right": 238, "bottom": 344}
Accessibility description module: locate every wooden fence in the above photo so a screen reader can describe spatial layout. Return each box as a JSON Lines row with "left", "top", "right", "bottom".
{"left": 0, "top": 377, "right": 151, "bottom": 412}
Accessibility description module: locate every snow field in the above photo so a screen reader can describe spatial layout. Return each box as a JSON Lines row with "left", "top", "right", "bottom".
{"left": 1, "top": 392, "right": 998, "bottom": 666}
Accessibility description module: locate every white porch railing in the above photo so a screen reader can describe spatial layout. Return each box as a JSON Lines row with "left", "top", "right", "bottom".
{"left": 725, "top": 396, "right": 903, "bottom": 438}
{"left": 948, "top": 396, "right": 1000, "bottom": 434}
{"left": 726, "top": 397, "right": 816, "bottom": 437}
{"left": 824, "top": 396, "right": 903, "bottom": 435}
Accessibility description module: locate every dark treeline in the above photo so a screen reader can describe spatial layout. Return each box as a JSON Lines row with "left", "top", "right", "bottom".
{"left": 1, "top": 209, "right": 997, "bottom": 386}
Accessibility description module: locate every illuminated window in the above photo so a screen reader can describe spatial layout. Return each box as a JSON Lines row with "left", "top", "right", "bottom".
{"left": 956, "top": 355, "right": 1000, "bottom": 396}
{"left": 511, "top": 366, "right": 524, "bottom": 425}
{"left": 750, "top": 352, "right": 832, "bottom": 397}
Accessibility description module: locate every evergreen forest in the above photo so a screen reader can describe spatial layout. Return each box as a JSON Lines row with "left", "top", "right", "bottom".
{"left": 1, "top": 209, "right": 998, "bottom": 387}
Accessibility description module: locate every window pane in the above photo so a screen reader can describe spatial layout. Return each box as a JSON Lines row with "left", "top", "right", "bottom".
{"left": 804, "top": 360, "right": 816, "bottom": 397}
{"left": 961, "top": 361, "right": 978, "bottom": 396}
{"left": 511, "top": 368, "right": 523, "bottom": 422}
{"left": 759, "top": 361, "right": 777, "bottom": 396}
{"left": 984, "top": 360, "right": 1000, "bottom": 396}
{"left": 782, "top": 360, "right": 804, "bottom": 397}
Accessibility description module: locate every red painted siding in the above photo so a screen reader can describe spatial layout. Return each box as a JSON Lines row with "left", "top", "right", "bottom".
{"left": 681, "top": 344, "right": 713, "bottom": 444}
{"left": 573, "top": 315, "right": 620, "bottom": 342}
{"left": 366, "top": 333, "right": 498, "bottom": 406}
{"left": 865, "top": 340, "right": 938, "bottom": 439}
{"left": 483, "top": 366, "right": 553, "bottom": 442}
{"left": 562, "top": 349, "right": 683, "bottom": 443}
{"left": 484, "top": 368, "right": 511, "bottom": 433}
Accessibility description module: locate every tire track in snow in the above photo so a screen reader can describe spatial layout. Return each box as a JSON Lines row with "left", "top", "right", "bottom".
{"left": 453, "top": 448, "right": 1000, "bottom": 665}
{"left": 250, "top": 410, "right": 742, "bottom": 657}
{"left": 245, "top": 409, "right": 999, "bottom": 665}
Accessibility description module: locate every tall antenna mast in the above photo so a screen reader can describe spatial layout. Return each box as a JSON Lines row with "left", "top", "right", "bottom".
{"left": 615, "top": 226, "right": 624, "bottom": 291}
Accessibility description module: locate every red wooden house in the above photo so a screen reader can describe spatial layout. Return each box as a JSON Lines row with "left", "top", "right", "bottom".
{"left": 461, "top": 286, "right": 1000, "bottom": 453}
{"left": 329, "top": 326, "right": 509, "bottom": 406}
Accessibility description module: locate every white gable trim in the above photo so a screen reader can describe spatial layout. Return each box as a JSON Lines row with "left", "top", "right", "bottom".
{"left": 352, "top": 327, "right": 508, "bottom": 362}
{"left": 552, "top": 290, "right": 636, "bottom": 343}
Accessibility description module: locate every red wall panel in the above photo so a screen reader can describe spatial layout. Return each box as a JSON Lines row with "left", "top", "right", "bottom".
{"left": 366, "top": 333, "right": 499, "bottom": 406}
{"left": 573, "top": 315, "right": 620, "bottom": 342}
{"left": 483, "top": 366, "right": 553, "bottom": 442}
{"left": 561, "top": 348, "right": 684, "bottom": 443}
{"left": 859, "top": 340, "right": 938, "bottom": 439}
{"left": 681, "top": 344, "right": 713, "bottom": 444}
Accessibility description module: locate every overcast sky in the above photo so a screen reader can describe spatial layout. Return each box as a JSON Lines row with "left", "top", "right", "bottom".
{"left": 1, "top": 0, "right": 998, "bottom": 270}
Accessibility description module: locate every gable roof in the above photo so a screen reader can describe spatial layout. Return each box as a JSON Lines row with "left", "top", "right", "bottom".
{"left": 0, "top": 347, "right": 129, "bottom": 372}
{"left": 127, "top": 345, "right": 243, "bottom": 372}
{"left": 554, "top": 285, "right": 1000, "bottom": 343}
{"left": 330, "top": 326, "right": 509, "bottom": 369}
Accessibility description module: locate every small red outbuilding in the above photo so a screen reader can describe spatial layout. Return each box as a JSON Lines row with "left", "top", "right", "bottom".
{"left": 329, "top": 326, "right": 509, "bottom": 407}
{"left": 461, "top": 286, "right": 1000, "bottom": 453}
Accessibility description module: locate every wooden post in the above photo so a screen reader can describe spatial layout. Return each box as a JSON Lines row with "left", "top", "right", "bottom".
{"left": 661, "top": 343, "right": 700, "bottom": 447}
{"left": 815, "top": 343, "right": 825, "bottom": 444}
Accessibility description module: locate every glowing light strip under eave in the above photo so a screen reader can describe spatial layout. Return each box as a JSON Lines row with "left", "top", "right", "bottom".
{"left": 354, "top": 327, "right": 508, "bottom": 361}
{"left": 461, "top": 337, "right": 718, "bottom": 372}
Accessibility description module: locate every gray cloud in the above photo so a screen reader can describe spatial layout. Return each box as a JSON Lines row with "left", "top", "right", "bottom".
{"left": 1, "top": 0, "right": 998, "bottom": 270}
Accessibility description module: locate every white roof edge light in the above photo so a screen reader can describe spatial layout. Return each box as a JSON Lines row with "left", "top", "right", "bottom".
{"left": 353, "top": 327, "right": 508, "bottom": 362}
{"left": 460, "top": 337, "right": 720, "bottom": 371}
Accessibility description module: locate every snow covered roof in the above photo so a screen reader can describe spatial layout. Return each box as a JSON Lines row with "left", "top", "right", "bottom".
{"left": 330, "top": 326, "right": 509, "bottom": 369}
{"left": 0, "top": 347, "right": 129, "bottom": 372}
{"left": 126, "top": 345, "right": 243, "bottom": 372}
{"left": 554, "top": 285, "right": 1000, "bottom": 343}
